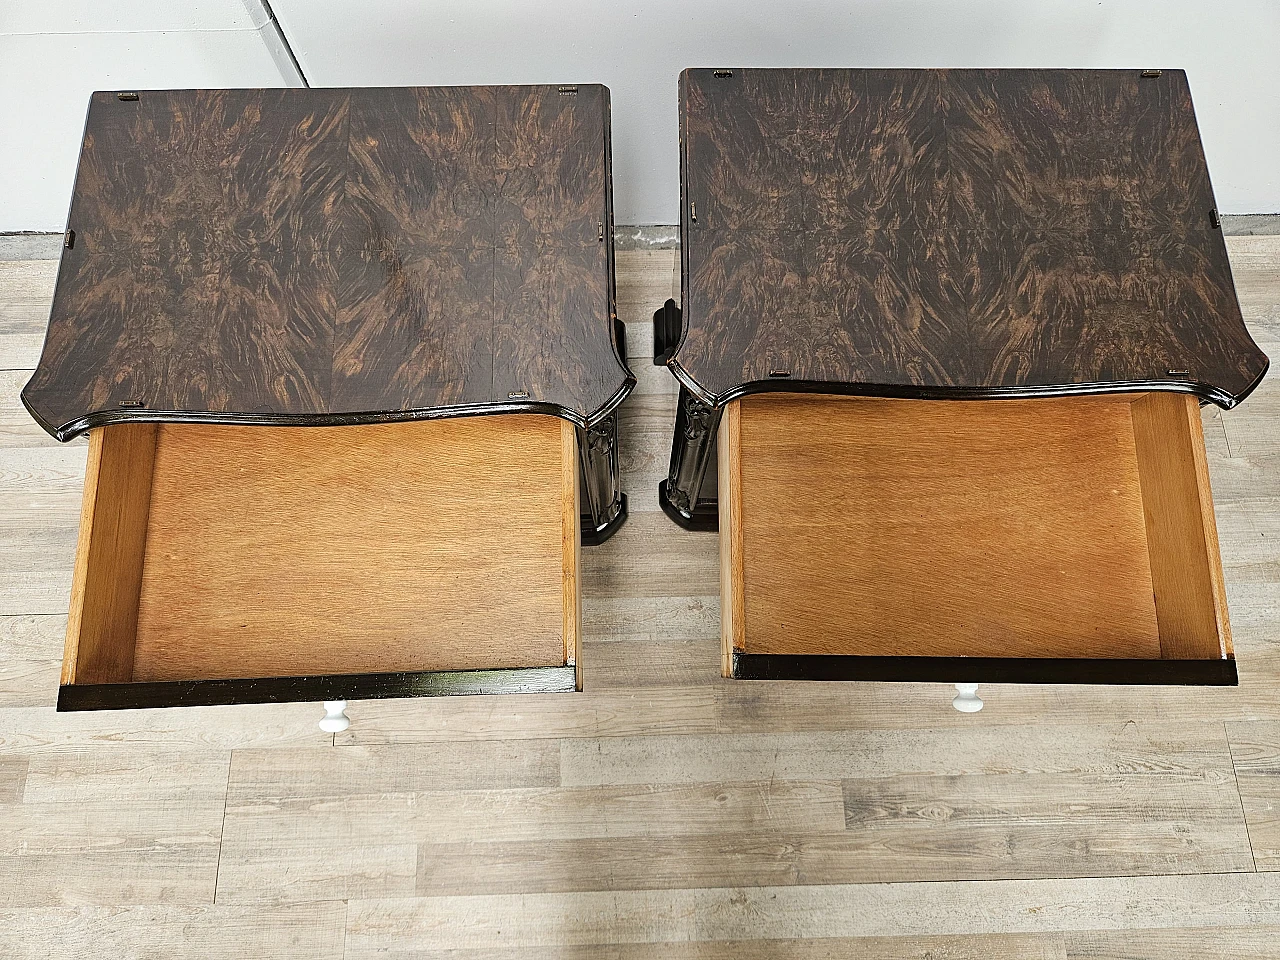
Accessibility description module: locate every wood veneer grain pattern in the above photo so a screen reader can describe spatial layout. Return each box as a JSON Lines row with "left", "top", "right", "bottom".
{"left": 676, "top": 68, "right": 1267, "bottom": 407}
{"left": 334, "top": 86, "right": 497, "bottom": 412}
{"left": 27, "top": 91, "right": 347, "bottom": 427}
{"left": 490, "top": 85, "right": 620, "bottom": 414}
{"left": 24, "top": 86, "right": 630, "bottom": 441}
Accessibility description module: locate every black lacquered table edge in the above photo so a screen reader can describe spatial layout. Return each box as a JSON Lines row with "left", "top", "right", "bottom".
{"left": 58, "top": 665, "right": 578, "bottom": 711}
{"left": 23, "top": 386, "right": 637, "bottom": 444}
{"left": 732, "top": 653, "right": 1238, "bottom": 686}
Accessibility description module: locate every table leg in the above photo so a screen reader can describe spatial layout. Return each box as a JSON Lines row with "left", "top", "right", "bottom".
{"left": 659, "top": 386, "right": 721, "bottom": 531}
{"left": 652, "top": 298, "right": 681, "bottom": 365}
{"left": 579, "top": 414, "right": 628, "bottom": 545}
{"left": 952, "top": 683, "right": 983, "bottom": 713}
{"left": 320, "top": 699, "right": 350, "bottom": 732}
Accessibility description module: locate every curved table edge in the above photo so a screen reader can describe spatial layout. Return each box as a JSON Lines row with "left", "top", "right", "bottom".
{"left": 22, "top": 368, "right": 638, "bottom": 443}
{"left": 665, "top": 355, "right": 1270, "bottom": 412}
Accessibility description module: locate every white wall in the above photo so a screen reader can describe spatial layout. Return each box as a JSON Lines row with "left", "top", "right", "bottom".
{"left": 3, "top": 0, "right": 1279, "bottom": 230}
{"left": 272, "top": 0, "right": 1280, "bottom": 224}
{"left": 0, "top": 0, "right": 298, "bottom": 231}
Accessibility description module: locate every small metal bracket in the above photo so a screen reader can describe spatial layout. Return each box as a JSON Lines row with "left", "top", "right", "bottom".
{"left": 1167, "top": 368, "right": 1190, "bottom": 376}
{"left": 118, "top": 399, "right": 145, "bottom": 408}
{"left": 557, "top": 86, "right": 578, "bottom": 96}
{"left": 508, "top": 390, "right": 529, "bottom": 400}
{"left": 117, "top": 91, "right": 139, "bottom": 101}
{"left": 598, "top": 221, "right": 605, "bottom": 242}
{"left": 690, "top": 201, "right": 698, "bottom": 223}
{"left": 1210, "top": 208, "right": 1221, "bottom": 229}
{"left": 63, "top": 230, "right": 75, "bottom": 250}
{"left": 1140, "top": 69, "right": 1162, "bottom": 79}
{"left": 713, "top": 70, "right": 734, "bottom": 79}
{"left": 768, "top": 370, "right": 791, "bottom": 379}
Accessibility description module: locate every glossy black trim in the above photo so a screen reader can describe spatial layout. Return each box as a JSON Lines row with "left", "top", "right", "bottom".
{"left": 581, "top": 492, "right": 628, "bottom": 546}
{"left": 57, "top": 665, "right": 578, "bottom": 711}
{"left": 665, "top": 357, "right": 1269, "bottom": 413}
{"left": 577, "top": 412, "right": 627, "bottom": 541}
{"left": 653, "top": 299, "right": 681, "bottom": 365}
{"left": 660, "top": 384, "right": 723, "bottom": 529}
{"left": 23, "top": 375, "right": 639, "bottom": 444}
{"left": 731, "top": 653, "right": 1238, "bottom": 686}
{"left": 658, "top": 480, "right": 718, "bottom": 531}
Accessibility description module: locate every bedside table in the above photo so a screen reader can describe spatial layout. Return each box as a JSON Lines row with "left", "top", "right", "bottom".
{"left": 657, "top": 68, "right": 1268, "bottom": 695}
{"left": 23, "top": 85, "right": 634, "bottom": 718}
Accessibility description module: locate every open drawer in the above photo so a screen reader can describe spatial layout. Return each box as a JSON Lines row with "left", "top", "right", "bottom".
{"left": 60, "top": 415, "right": 581, "bottom": 710}
{"left": 719, "top": 392, "right": 1235, "bottom": 685}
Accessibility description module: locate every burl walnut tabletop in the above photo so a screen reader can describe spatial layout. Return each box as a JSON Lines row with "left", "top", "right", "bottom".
{"left": 23, "top": 85, "right": 633, "bottom": 441}
{"left": 670, "top": 67, "right": 1268, "bottom": 409}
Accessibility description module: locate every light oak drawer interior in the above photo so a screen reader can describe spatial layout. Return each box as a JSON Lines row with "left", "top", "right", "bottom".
{"left": 719, "top": 392, "right": 1232, "bottom": 682}
{"left": 61, "top": 415, "right": 580, "bottom": 707}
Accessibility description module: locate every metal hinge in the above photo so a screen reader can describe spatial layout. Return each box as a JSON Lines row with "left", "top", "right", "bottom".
{"left": 713, "top": 70, "right": 733, "bottom": 79}
{"left": 1140, "top": 69, "right": 1162, "bottom": 79}
{"left": 117, "top": 91, "right": 139, "bottom": 101}
{"left": 63, "top": 229, "right": 75, "bottom": 249}
{"left": 557, "top": 86, "right": 578, "bottom": 96}
{"left": 1210, "top": 208, "right": 1221, "bottom": 229}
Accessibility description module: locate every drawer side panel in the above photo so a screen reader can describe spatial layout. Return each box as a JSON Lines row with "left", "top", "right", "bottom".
{"left": 718, "top": 399, "right": 745, "bottom": 677}
{"left": 1130, "top": 392, "right": 1232, "bottom": 660}
{"left": 63, "top": 422, "right": 157, "bottom": 684}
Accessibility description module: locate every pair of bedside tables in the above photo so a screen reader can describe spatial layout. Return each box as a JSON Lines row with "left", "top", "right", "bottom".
{"left": 22, "top": 70, "right": 1268, "bottom": 727}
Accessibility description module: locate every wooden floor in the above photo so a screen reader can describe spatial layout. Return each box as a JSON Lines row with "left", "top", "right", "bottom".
{"left": 1, "top": 240, "right": 1280, "bottom": 958}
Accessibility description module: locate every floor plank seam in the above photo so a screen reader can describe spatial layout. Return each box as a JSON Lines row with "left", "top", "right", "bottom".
{"left": 342, "top": 864, "right": 1268, "bottom": 902}
{"left": 210, "top": 751, "right": 233, "bottom": 905}
{"left": 1226, "top": 720, "right": 1261, "bottom": 873}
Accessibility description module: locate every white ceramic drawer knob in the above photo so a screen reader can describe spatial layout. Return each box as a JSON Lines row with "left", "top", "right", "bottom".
{"left": 952, "top": 684, "right": 983, "bottom": 713}
{"left": 320, "top": 700, "right": 350, "bottom": 732}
